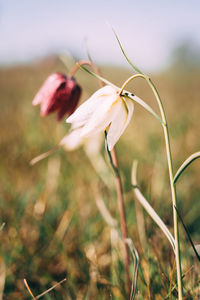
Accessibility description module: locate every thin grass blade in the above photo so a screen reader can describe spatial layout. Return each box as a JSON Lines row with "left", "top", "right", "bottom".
{"left": 125, "top": 238, "right": 140, "bottom": 300}
{"left": 174, "top": 206, "right": 200, "bottom": 261}
{"left": 111, "top": 26, "right": 143, "bottom": 75}
{"left": 174, "top": 151, "right": 200, "bottom": 184}
{"left": 131, "top": 161, "right": 175, "bottom": 252}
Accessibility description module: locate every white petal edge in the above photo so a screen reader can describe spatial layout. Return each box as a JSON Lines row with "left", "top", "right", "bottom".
{"left": 107, "top": 97, "right": 134, "bottom": 151}
{"left": 60, "top": 128, "right": 83, "bottom": 151}
{"left": 81, "top": 96, "right": 122, "bottom": 138}
{"left": 66, "top": 85, "right": 118, "bottom": 128}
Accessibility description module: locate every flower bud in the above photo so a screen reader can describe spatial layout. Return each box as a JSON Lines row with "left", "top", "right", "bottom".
{"left": 32, "top": 73, "right": 81, "bottom": 121}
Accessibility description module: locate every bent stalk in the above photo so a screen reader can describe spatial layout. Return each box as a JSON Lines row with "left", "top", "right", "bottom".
{"left": 120, "top": 73, "right": 183, "bottom": 299}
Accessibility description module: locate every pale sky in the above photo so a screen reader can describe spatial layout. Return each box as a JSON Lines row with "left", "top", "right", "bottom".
{"left": 1, "top": 0, "right": 200, "bottom": 71}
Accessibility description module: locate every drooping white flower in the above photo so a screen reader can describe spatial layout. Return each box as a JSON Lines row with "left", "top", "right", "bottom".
{"left": 60, "top": 129, "right": 102, "bottom": 153}
{"left": 66, "top": 85, "right": 134, "bottom": 151}
{"left": 60, "top": 130, "right": 115, "bottom": 188}
{"left": 60, "top": 128, "right": 84, "bottom": 151}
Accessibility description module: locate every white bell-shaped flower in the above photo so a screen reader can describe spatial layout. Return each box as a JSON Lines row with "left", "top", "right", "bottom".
{"left": 66, "top": 85, "right": 134, "bottom": 151}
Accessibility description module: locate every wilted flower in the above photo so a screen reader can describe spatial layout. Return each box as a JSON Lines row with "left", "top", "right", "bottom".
{"left": 66, "top": 85, "right": 134, "bottom": 151}
{"left": 32, "top": 73, "right": 81, "bottom": 121}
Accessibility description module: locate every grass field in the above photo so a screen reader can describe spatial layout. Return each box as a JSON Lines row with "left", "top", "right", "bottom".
{"left": 0, "top": 56, "right": 200, "bottom": 299}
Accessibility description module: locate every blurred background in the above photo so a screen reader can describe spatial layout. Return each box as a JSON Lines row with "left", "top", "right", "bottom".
{"left": 0, "top": 1, "right": 200, "bottom": 299}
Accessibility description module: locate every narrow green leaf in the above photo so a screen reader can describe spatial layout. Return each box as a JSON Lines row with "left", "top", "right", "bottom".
{"left": 174, "top": 205, "right": 200, "bottom": 261}
{"left": 131, "top": 161, "right": 176, "bottom": 252}
{"left": 122, "top": 92, "right": 163, "bottom": 125}
{"left": 77, "top": 64, "right": 117, "bottom": 88}
{"left": 174, "top": 151, "right": 200, "bottom": 184}
{"left": 111, "top": 27, "right": 143, "bottom": 75}
{"left": 125, "top": 238, "right": 140, "bottom": 300}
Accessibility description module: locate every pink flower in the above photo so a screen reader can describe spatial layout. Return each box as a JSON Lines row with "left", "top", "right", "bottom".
{"left": 32, "top": 73, "right": 81, "bottom": 121}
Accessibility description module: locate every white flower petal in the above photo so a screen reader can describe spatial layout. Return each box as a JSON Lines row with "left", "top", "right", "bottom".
{"left": 65, "top": 86, "right": 133, "bottom": 152}
{"left": 81, "top": 96, "right": 122, "bottom": 137}
{"left": 66, "top": 85, "right": 118, "bottom": 128}
{"left": 84, "top": 133, "right": 103, "bottom": 156}
{"left": 60, "top": 128, "right": 83, "bottom": 151}
{"left": 66, "top": 97, "right": 98, "bottom": 129}
{"left": 107, "top": 97, "right": 134, "bottom": 150}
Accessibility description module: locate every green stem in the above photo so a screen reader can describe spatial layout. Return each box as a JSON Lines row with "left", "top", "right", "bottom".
{"left": 113, "top": 31, "right": 183, "bottom": 297}
{"left": 163, "top": 122, "right": 183, "bottom": 299}
{"left": 119, "top": 72, "right": 183, "bottom": 298}
{"left": 141, "top": 75, "right": 183, "bottom": 299}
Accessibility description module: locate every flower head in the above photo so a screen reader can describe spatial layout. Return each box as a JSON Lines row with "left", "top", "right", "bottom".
{"left": 32, "top": 73, "right": 81, "bottom": 121}
{"left": 66, "top": 85, "right": 134, "bottom": 150}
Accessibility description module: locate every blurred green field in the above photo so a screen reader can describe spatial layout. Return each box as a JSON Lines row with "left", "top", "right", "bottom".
{"left": 0, "top": 56, "right": 200, "bottom": 299}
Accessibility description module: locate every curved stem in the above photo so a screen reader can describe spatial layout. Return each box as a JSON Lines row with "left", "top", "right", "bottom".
{"left": 119, "top": 74, "right": 144, "bottom": 94}
{"left": 120, "top": 72, "right": 183, "bottom": 298}
{"left": 68, "top": 60, "right": 104, "bottom": 87}
{"left": 119, "top": 74, "right": 163, "bottom": 124}
{"left": 113, "top": 31, "right": 183, "bottom": 297}
{"left": 136, "top": 75, "right": 183, "bottom": 299}
{"left": 121, "top": 74, "right": 166, "bottom": 124}
{"left": 174, "top": 151, "right": 200, "bottom": 184}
